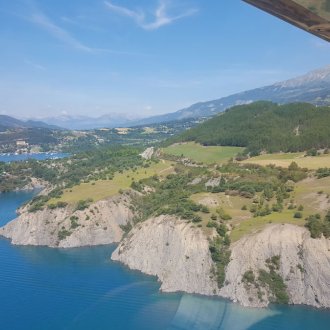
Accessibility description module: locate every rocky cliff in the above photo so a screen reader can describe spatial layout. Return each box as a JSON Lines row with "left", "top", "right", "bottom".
{"left": 112, "top": 219, "right": 330, "bottom": 308}
{"left": 2, "top": 189, "right": 330, "bottom": 309}
{"left": 0, "top": 194, "right": 134, "bottom": 248}
{"left": 112, "top": 215, "right": 219, "bottom": 295}
{"left": 220, "top": 224, "right": 330, "bottom": 308}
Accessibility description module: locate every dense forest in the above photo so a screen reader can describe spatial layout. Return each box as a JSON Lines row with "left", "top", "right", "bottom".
{"left": 170, "top": 102, "right": 330, "bottom": 154}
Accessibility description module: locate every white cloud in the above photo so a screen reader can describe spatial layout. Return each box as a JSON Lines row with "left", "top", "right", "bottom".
{"left": 29, "top": 11, "right": 93, "bottom": 52}
{"left": 25, "top": 6, "right": 147, "bottom": 55}
{"left": 0, "top": 2, "right": 89, "bottom": 51}
{"left": 104, "top": 0, "right": 198, "bottom": 30}
{"left": 104, "top": 1, "right": 144, "bottom": 21}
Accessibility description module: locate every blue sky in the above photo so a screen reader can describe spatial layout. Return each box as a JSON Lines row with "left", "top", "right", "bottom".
{"left": 1, "top": 0, "right": 330, "bottom": 119}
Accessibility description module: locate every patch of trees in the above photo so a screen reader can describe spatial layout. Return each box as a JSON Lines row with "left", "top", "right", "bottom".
{"left": 24, "top": 146, "right": 145, "bottom": 211}
{"left": 316, "top": 168, "right": 330, "bottom": 179}
{"left": 209, "top": 211, "right": 231, "bottom": 288}
{"left": 305, "top": 212, "right": 330, "bottom": 238}
{"left": 48, "top": 201, "right": 68, "bottom": 209}
{"left": 209, "top": 163, "right": 304, "bottom": 209}
{"left": 209, "top": 236, "right": 231, "bottom": 288}
{"left": 133, "top": 173, "right": 207, "bottom": 222}
{"left": 132, "top": 166, "right": 209, "bottom": 223}
{"left": 170, "top": 102, "right": 330, "bottom": 155}
{"left": 243, "top": 256, "right": 289, "bottom": 304}
{"left": 258, "top": 256, "right": 289, "bottom": 304}
{"left": 75, "top": 199, "right": 93, "bottom": 211}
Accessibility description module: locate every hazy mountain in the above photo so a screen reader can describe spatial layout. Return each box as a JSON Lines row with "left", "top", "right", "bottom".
{"left": 31, "top": 65, "right": 330, "bottom": 130}
{"left": 0, "top": 115, "right": 61, "bottom": 131}
{"left": 41, "top": 113, "right": 140, "bottom": 130}
{"left": 131, "top": 65, "right": 330, "bottom": 126}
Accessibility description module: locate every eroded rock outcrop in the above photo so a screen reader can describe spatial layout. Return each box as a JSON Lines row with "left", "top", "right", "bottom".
{"left": 0, "top": 194, "right": 134, "bottom": 248}
{"left": 112, "top": 219, "right": 330, "bottom": 309}
{"left": 220, "top": 224, "right": 330, "bottom": 308}
{"left": 140, "top": 147, "right": 155, "bottom": 160}
{"left": 111, "top": 215, "right": 219, "bottom": 295}
{"left": 3, "top": 192, "right": 330, "bottom": 310}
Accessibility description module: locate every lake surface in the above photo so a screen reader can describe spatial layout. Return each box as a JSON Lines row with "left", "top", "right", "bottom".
{"left": 0, "top": 152, "right": 69, "bottom": 163}
{"left": 1, "top": 193, "right": 330, "bottom": 329}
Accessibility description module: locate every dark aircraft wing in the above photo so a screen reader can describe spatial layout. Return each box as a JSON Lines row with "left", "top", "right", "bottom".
{"left": 243, "top": 0, "right": 330, "bottom": 42}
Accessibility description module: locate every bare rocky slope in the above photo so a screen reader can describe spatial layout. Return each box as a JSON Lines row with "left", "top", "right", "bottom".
{"left": 112, "top": 218, "right": 330, "bottom": 308}
{"left": 220, "top": 224, "right": 330, "bottom": 308}
{"left": 112, "top": 215, "right": 219, "bottom": 295}
{"left": 0, "top": 194, "right": 134, "bottom": 248}
{"left": 2, "top": 191, "right": 330, "bottom": 308}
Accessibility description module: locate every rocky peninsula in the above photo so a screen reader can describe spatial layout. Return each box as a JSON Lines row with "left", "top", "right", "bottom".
{"left": 2, "top": 193, "right": 330, "bottom": 308}
{"left": 1, "top": 194, "right": 133, "bottom": 248}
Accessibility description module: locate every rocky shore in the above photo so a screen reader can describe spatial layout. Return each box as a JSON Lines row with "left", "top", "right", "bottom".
{"left": 0, "top": 194, "right": 134, "bottom": 248}
{"left": 112, "top": 218, "right": 330, "bottom": 308}
{"left": 112, "top": 215, "right": 218, "bottom": 295}
{"left": 1, "top": 194, "right": 330, "bottom": 309}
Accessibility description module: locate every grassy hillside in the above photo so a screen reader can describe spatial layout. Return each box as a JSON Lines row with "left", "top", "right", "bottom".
{"left": 171, "top": 102, "right": 330, "bottom": 154}
{"left": 163, "top": 142, "right": 244, "bottom": 164}
{"left": 242, "top": 152, "right": 330, "bottom": 170}
{"left": 52, "top": 161, "right": 174, "bottom": 203}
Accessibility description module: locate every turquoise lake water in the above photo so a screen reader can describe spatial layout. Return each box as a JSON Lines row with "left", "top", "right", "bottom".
{"left": 0, "top": 152, "right": 69, "bottom": 163}
{"left": 1, "top": 176, "right": 330, "bottom": 329}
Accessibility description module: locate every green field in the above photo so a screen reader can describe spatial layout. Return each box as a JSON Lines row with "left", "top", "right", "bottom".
{"left": 230, "top": 211, "right": 305, "bottom": 242}
{"left": 163, "top": 142, "right": 244, "bottom": 164}
{"left": 242, "top": 152, "right": 330, "bottom": 170}
{"left": 52, "top": 161, "right": 174, "bottom": 204}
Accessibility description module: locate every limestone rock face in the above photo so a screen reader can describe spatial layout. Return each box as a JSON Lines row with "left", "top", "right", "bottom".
{"left": 0, "top": 195, "right": 134, "bottom": 248}
{"left": 140, "top": 147, "right": 155, "bottom": 160}
{"left": 112, "top": 215, "right": 218, "bottom": 295}
{"left": 112, "top": 220, "right": 330, "bottom": 309}
{"left": 220, "top": 224, "right": 330, "bottom": 308}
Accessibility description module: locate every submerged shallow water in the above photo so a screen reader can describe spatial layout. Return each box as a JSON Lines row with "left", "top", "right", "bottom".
{"left": 1, "top": 192, "right": 330, "bottom": 329}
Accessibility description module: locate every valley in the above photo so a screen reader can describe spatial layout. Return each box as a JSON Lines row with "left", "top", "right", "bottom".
{"left": 0, "top": 116, "right": 203, "bottom": 154}
{"left": 1, "top": 100, "right": 330, "bottom": 311}
{"left": 1, "top": 1, "right": 330, "bottom": 327}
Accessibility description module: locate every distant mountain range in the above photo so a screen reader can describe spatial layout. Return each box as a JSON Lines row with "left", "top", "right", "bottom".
{"left": 130, "top": 65, "right": 330, "bottom": 126}
{"left": 40, "top": 113, "right": 140, "bottom": 130}
{"left": 4, "top": 65, "right": 330, "bottom": 130}
{"left": 0, "top": 115, "right": 62, "bottom": 131}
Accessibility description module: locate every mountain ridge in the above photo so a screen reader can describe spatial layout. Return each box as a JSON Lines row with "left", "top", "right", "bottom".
{"left": 8, "top": 65, "right": 330, "bottom": 130}
{"left": 131, "top": 65, "right": 330, "bottom": 126}
{"left": 0, "top": 115, "right": 62, "bottom": 130}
